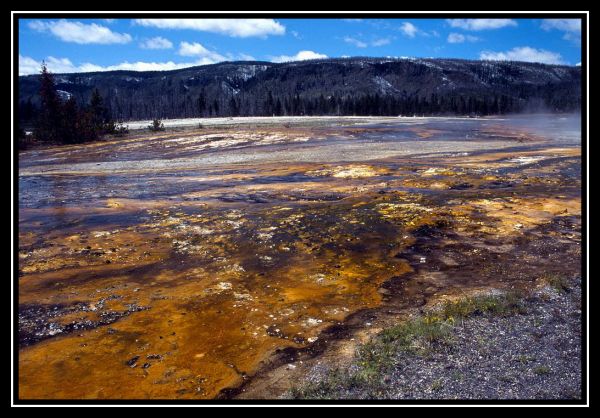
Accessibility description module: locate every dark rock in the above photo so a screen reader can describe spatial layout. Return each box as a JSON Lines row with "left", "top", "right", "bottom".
{"left": 126, "top": 356, "right": 140, "bottom": 367}
{"left": 450, "top": 183, "right": 473, "bottom": 190}
{"left": 479, "top": 181, "right": 514, "bottom": 189}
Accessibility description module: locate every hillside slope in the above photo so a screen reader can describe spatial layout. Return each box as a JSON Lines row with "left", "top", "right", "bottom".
{"left": 18, "top": 57, "right": 581, "bottom": 120}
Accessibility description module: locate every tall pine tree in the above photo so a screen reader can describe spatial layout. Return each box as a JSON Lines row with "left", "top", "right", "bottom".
{"left": 35, "top": 62, "right": 62, "bottom": 142}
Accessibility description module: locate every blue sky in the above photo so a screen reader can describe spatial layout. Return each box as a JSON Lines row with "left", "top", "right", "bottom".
{"left": 18, "top": 17, "right": 583, "bottom": 75}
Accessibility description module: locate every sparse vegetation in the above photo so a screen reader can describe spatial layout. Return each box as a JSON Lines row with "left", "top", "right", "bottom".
{"left": 17, "top": 128, "right": 33, "bottom": 150}
{"left": 357, "top": 316, "right": 454, "bottom": 379}
{"left": 108, "top": 121, "right": 129, "bottom": 137}
{"left": 148, "top": 119, "right": 165, "bottom": 132}
{"left": 439, "top": 291, "right": 527, "bottom": 320}
{"left": 517, "top": 355, "right": 536, "bottom": 364}
{"left": 290, "top": 292, "right": 530, "bottom": 399}
{"left": 289, "top": 314, "right": 456, "bottom": 399}
{"left": 533, "top": 365, "right": 551, "bottom": 375}
{"left": 542, "top": 274, "right": 571, "bottom": 293}
{"left": 430, "top": 379, "right": 443, "bottom": 392}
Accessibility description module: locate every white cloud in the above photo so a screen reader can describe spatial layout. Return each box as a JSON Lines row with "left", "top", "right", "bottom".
{"left": 398, "top": 23, "right": 436, "bottom": 38}
{"left": 19, "top": 55, "right": 83, "bottom": 75}
{"left": 447, "top": 33, "right": 479, "bottom": 43}
{"left": 576, "top": 62, "right": 581, "bottom": 66}
{"left": 271, "top": 50, "right": 328, "bottom": 63}
{"left": 140, "top": 36, "right": 173, "bottom": 50}
{"left": 19, "top": 55, "right": 48, "bottom": 75}
{"left": 447, "top": 19, "right": 517, "bottom": 31}
{"left": 18, "top": 55, "right": 226, "bottom": 76}
{"left": 27, "top": 20, "right": 47, "bottom": 31}
{"left": 236, "top": 53, "right": 256, "bottom": 61}
{"left": 134, "top": 18, "right": 285, "bottom": 38}
{"left": 343, "top": 36, "right": 392, "bottom": 48}
{"left": 399, "top": 22, "right": 418, "bottom": 38}
{"left": 479, "top": 46, "right": 564, "bottom": 65}
{"left": 371, "top": 37, "right": 392, "bottom": 47}
{"left": 19, "top": 44, "right": 258, "bottom": 75}
{"left": 100, "top": 61, "right": 203, "bottom": 72}
{"left": 177, "top": 41, "right": 226, "bottom": 63}
{"left": 178, "top": 41, "right": 210, "bottom": 56}
{"left": 562, "top": 32, "right": 581, "bottom": 43}
{"left": 541, "top": 19, "right": 581, "bottom": 44}
{"left": 28, "top": 19, "right": 132, "bottom": 44}
{"left": 541, "top": 19, "right": 581, "bottom": 33}
{"left": 343, "top": 36, "right": 368, "bottom": 48}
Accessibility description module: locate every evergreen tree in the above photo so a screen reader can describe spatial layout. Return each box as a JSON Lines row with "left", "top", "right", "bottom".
{"left": 89, "top": 88, "right": 108, "bottom": 132}
{"left": 35, "top": 62, "right": 62, "bottom": 142}
{"left": 60, "top": 97, "right": 81, "bottom": 144}
{"left": 32, "top": 64, "right": 113, "bottom": 144}
{"left": 228, "top": 97, "right": 239, "bottom": 116}
{"left": 274, "top": 98, "right": 282, "bottom": 116}
{"left": 197, "top": 90, "right": 206, "bottom": 116}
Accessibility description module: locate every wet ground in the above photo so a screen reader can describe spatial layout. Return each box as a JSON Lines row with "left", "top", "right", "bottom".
{"left": 17, "top": 115, "right": 582, "bottom": 400}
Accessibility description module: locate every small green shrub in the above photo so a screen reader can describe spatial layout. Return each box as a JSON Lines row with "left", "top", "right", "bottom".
{"left": 533, "top": 365, "right": 551, "bottom": 375}
{"left": 430, "top": 379, "right": 443, "bottom": 391}
{"left": 290, "top": 290, "right": 530, "bottom": 399}
{"left": 440, "top": 292, "right": 526, "bottom": 320}
{"left": 543, "top": 274, "right": 571, "bottom": 293}
{"left": 108, "top": 121, "right": 129, "bottom": 137}
{"left": 148, "top": 119, "right": 165, "bottom": 132}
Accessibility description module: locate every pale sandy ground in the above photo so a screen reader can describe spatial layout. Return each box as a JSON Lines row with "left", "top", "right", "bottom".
{"left": 21, "top": 116, "right": 540, "bottom": 176}
{"left": 124, "top": 115, "right": 497, "bottom": 130}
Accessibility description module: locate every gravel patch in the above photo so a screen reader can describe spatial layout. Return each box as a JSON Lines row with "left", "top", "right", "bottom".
{"left": 291, "top": 278, "right": 582, "bottom": 400}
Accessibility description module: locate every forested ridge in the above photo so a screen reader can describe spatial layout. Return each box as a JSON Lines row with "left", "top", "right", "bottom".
{"left": 18, "top": 57, "right": 581, "bottom": 122}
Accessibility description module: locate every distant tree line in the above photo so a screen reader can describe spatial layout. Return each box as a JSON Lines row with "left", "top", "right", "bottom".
{"left": 20, "top": 90, "right": 581, "bottom": 123}
{"left": 189, "top": 91, "right": 524, "bottom": 117}
{"left": 18, "top": 59, "right": 581, "bottom": 125}
{"left": 19, "top": 88, "right": 579, "bottom": 122}
{"left": 134, "top": 89, "right": 578, "bottom": 119}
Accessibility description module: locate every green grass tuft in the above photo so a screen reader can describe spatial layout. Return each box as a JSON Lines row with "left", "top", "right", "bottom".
{"left": 290, "top": 291, "right": 529, "bottom": 399}
{"left": 439, "top": 292, "right": 526, "bottom": 320}
{"left": 542, "top": 274, "right": 571, "bottom": 293}
{"left": 533, "top": 365, "right": 551, "bottom": 375}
